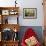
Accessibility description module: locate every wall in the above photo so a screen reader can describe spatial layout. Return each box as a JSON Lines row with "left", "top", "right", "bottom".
{"left": 18, "top": 0, "right": 44, "bottom": 26}
{"left": 18, "top": 26, "right": 43, "bottom": 44}
{"left": 0, "top": 0, "right": 44, "bottom": 26}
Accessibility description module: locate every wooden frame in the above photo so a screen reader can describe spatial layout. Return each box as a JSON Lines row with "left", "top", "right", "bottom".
{"left": 0, "top": 7, "right": 19, "bottom": 46}
{"left": 23, "top": 8, "right": 37, "bottom": 19}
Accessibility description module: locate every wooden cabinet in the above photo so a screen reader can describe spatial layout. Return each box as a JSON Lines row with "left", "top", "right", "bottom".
{"left": 43, "top": 0, "right": 46, "bottom": 46}
{"left": 0, "top": 7, "right": 19, "bottom": 46}
{"left": 2, "top": 41, "right": 19, "bottom": 46}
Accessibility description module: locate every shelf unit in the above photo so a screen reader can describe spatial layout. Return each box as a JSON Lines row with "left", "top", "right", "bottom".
{"left": 0, "top": 7, "right": 20, "bottom": 46}
{"left": 0, "top": 7, "right": 19, "bottom": 24}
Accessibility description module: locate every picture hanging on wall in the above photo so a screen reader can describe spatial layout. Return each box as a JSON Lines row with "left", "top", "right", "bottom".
{"left": 23, "top": 8, "right": 37, "bottom": 19}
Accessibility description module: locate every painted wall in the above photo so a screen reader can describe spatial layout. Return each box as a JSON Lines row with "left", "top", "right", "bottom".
{"left": 20, "top": 0, "right": 43, "bottom": 26}
{"left": 18, "top": 26, "right": 43, "bottom": 44}
{"left": 0, "top": 0, "right": 44, "bottom": 26}
{"left": 18, "top": 0, "right": 44, "bottom": 26}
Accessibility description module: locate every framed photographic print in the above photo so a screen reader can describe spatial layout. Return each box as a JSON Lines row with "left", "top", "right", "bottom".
{"left": 23, "top": 8, "right": 37, "bottom": 19}
{"left": 2, "top": 10, "right": 9, "bottom": 15}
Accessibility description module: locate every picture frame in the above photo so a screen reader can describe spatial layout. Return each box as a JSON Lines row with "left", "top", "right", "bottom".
{"left": 23, "top": 8, "right": 37, "bottom": 19}
{"left": 2, "top": 10, "right": 9, "bottom": 15}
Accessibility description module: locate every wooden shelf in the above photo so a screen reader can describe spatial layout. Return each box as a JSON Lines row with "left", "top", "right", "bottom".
{"left": 0, "top": 7, "right": 19, "bottom": 46}
{"left": 0, "top": 7, "right": 19, "bottom": 10}
{"left": 0, "top": 24, "right": 20, "bottom": 32}
{"left": 0, "top": 7, "right": 19, "bottom": 24}
{"left": 1, "top": 40, "right": 19, "bottom": 46}
{"left": 0, "top": 7, "right": 19, "bottom": 15}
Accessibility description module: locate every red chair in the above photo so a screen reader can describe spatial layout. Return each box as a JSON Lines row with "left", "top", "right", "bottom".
{"left": 21, "top": 28, "right": 41, "bottom": 46}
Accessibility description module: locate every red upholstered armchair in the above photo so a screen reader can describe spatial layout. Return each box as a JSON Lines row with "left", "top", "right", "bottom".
{"left": 21, "top": 28, "right": 41, "bottom": 46}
